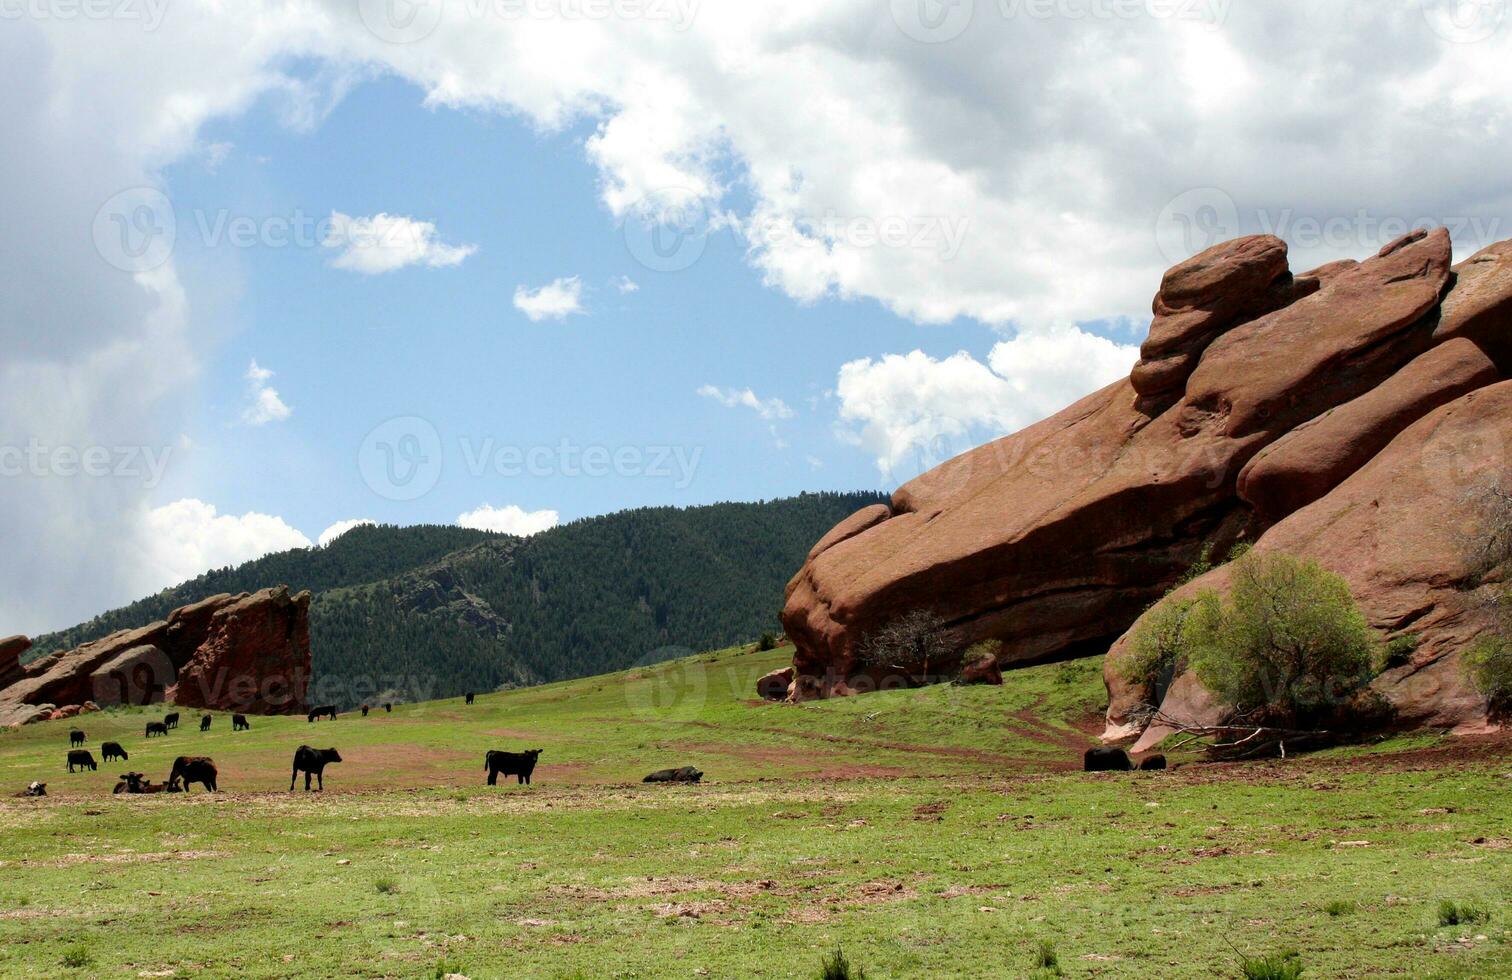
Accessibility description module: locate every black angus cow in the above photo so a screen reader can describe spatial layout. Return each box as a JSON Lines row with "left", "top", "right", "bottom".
{"left": 101, "top": 741, "right": 128, "bottom": 762}
{"left": 199, "top": 714, "right": 212, "bottom": 732}
{"left": 67, "top": 750, "right": 97, "bottom": 772}
{"left": 360, "top": 704, "right": 370, "bottom": 717}
{"left": 465, "top": 692, "right": 475, "bottom": 705}
{"left": 114, "top": 772, "right": 176, "bottom": 794}
{"left": 145, "top": 721, "right": 168, "bottom": 738}
{"left": 307, "top": 704, "right": 337, "bottom": 722}
{"left": 168, "top": 756, "right": 218, "bottom": 792}
{"left": 15, "top": 781, "right": 46, "bottom": 797}
{"left": 69, "top": 729, "right": 85, "bottom": 747}
{"left": 233, "top": 714, "right": 250, "bottom": 731}
{"left": 290, "top": 745, "right": 343, "bottom": 791}
{"left": 644, "top": 766, "right": 703, "bottom": 783}
{"left": 1139, "top": 754, "right": 1167, "bottom": 771}
{"left": 1084, "top": 747, "right": 1133, "bottom": 772}
{"left": 163, "top": 712, "right": 180, "bottom": 730}
{"left": 383, "top": 703, "right": 392, "bottom": 713}
{"left": 485, "top": 748, "right": 542, "bottom": 786}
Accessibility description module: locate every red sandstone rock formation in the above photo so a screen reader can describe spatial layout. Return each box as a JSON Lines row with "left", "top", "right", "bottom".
{"left": 0, "top": 586, "right": 310, "bottom": 726}
{"left": 780, "top": 227, "right": 1510, "bottom": 735}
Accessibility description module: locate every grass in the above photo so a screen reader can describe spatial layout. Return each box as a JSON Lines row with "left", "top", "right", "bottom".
{"left": 1239, "top": 950, "right": 1304, "bottom": 980}
{"left": 0, "top": 644, "right": 1509, "bottom": 977}
{"left": 1438, "top": 899, "right": 1492, "bottom": 928}
{"left": 1323, "top": 899, "right": 1355, "bottom": 917}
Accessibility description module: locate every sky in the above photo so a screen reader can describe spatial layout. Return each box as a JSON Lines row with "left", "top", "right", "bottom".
{"left": 3, "top": 0, "right": 1512, "bottom": 635}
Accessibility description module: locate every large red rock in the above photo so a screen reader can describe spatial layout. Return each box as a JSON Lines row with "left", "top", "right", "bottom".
{"left": 0, "top": 587, "right": 311, "bottom": 725}
{"left": 0, "top": 635, "right": 30, "bottom": 689}
{"left": 1106, "top": 379, "right": 1512, "bottom": 743}
{"left": 781, "top": 228, "right": 1462, "bottom": 699}
{"left": 168, "top": 586, "right": 311, "bottom": 714}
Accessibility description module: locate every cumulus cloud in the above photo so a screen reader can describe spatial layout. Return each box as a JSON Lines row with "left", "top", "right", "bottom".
{"left": 323, "top": 211, "right": 477, "bottom": 274}
{"left": 456, "top": 504, "right": 561, "bottom": 536}
{"left": 242, "top": 359, "right": 292, "bottom": 425}
{"left": 317, "top": 518, "right": 375, "bottom": 547}
{"left": 697, "top": 385, "right": 795, "bottom": 420}
{"left": 836, "top": 328, "right": 1138, "bottom": 479}
{"left": 615, "top": 275, "right": 640, "bottom": 293}
{"left": 513, "top": 276, "right": 585, "bottom": 321}
{"left": 134, "top": 498, "right": 311, "bottom": 592}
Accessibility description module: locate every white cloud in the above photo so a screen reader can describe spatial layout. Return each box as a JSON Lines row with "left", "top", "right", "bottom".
{"left": 457, "top": 504, "right": 560, "bottom": 536}
{"left": 317, "top": 518, "right": 375, "bottom": 547}
{"left": 835, "top": 328, "right": 1138, "bottom": 479}
{"left": 134, "top": 498, "right": 311, "bottom": 592}
{"left": 697, "top": 385, "right": 795, "bottom": 420}
{"left": 323, "top": 211, "right": 477, "bottom": 274}
{"left": 513, "top": 276, "right": 585, "bottom": 321}
{"left": 615, "top": 275, "right": 640, "bottom": 293}
{"left": 241, "top": 359, "right": 292, "bottom": 425}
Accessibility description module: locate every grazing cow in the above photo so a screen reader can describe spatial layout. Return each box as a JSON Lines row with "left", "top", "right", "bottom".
{"left": 101, "top": 741, "right": 128, "bottom": 762}
{"left": 290, "top": 745, "right": 343, "bottom": 792}
{"left": 307, "top": 704, "right": 337, "bottom": 722}
{"left": 485, "top": 748, "right": 543, "bottom": 786}
{"left": 1139, "top": 754, "right": 1167, "bottom": 771}
{"left": 14, "top": 782, "right": 46, "bottom": 797}
{"left": 233, "top": 714, "right": 250, "bottom": 731}
{"left": 163, "top": 712, "right": 180, "bottom": 730}
{"left": 168, "top": 756, "right": 218, "bottom": 793}
{"left": 643, "top": 766, "right": 703, "bottom": 783}
{"left": 360, "top": 704, "right": 369, "bottom": 717}
{"left": 69, "top": 729, "right": 85, "bottom": 747}
{"left": 67, "top": 750, "right": 97, "bottom": 772}
{"left": 145, "top": 721, "right": 168, "bottom": 738}
{"left": 383, "top": 703, "right": 392, "bottom": 713}
{"left": 465, "top": 692, "right": 475, "bottom": 705}
{"left": 200, "top": 714, "right": 212, "bottom": 732}
{"left": 1083, "top": 747, "right": 1133, "bottom": 772}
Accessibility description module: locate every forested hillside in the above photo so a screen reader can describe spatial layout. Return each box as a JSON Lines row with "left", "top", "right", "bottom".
{"left": 31, "top": 493, "right": 884, "bottom": 706}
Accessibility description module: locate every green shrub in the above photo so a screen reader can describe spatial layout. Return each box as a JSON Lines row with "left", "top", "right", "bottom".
{"left": 1240, "top": 950, "right": 1303, "bottom": 980}
{"left": 1437, "top": 899, "right": 1490, "bottom": 927}
{"left": 1122, "top": 597, "right": 1194, "bottom": 690}
{"left": 1463, "top": 637, "right": 1512, "bottom": 710}
{"left": 60, "top": 945, "right": 94, "bottom": 970}
{"left": 1375, "top": 634, "right": 1418, "bottom": 673}
{"left": 818, "top": 947, "right": 866, "bottom": 980}
{"left": 1323, "top": 899, "right": 1355, "bottom": 917}
{"left": 375, "top": 877, "right": 400, "bottom": 895}
{"left": 1031, "top": 939, "right": 1060, "bottom": 973}
{"left": 757, "top": 631, "right": 778, "bottom": 652}
{"left": 1184, "top": 552, "right": 1376, "bottom": 723}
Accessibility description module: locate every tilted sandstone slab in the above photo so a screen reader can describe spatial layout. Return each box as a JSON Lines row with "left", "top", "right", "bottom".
{"left": 0, "top": 586, "right": 310, "bottom": 726}
{"left": 782, "top": 228, "right": 1487, "bottom": 700}
{"left": 1105, "top": 379, "right": 1512, "bottom": 744}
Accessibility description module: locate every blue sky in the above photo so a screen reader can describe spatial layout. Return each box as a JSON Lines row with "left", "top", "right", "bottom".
{"left": 157, "top": 73, "right": 1017, "bottom": 540}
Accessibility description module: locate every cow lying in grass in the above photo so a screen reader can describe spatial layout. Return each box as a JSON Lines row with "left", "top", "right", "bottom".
{"left": 67, "top": 750, "right": 97, "bottom": 772}
{"left": 644, "top": 766, "right": 703, "bottom": 783}
{"left": 101, "top": 741, "right": 128, "bottom": 762}
{"left": 14, "top": 782, "right": 46, "bottom": 797}
{"left": 290, "top": 746, "right": 342, "bottom": 791}
{"left": 1084, "top": 747, "right": 1132, "bottom": 772}
{"left": 113, "top": 772, "right": 180, "bottom": 794}
{"left": 485, "top": 749, "right": 542, "bottom": 786}
{"left": 169, "top": 756, "right": 217, "bottom": 792}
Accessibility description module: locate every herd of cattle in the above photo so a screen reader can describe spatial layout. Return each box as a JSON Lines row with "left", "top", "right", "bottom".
{"left": 15, "top": 693, "right": 1163, "bottom": 799}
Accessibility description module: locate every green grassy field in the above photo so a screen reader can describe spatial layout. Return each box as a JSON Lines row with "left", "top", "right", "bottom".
{"left": 0, "top": 645, "right": 1508, "bottom": 978}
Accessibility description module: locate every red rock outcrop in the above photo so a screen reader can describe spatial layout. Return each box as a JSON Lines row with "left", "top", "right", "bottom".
{"left": 1106, "top": 380, "right": 1512, "bottom": 745}
{"left": 0, "top": 635, "right": 30, "bottom": 689}
{"left": 0, "top": 586, "right": 310, "bottom": 726}
{"left": 781, "top": 227, "right": 1508, "bottom": 723}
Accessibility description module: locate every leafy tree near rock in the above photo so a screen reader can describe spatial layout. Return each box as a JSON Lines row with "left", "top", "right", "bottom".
{"left": 1180, "top": 552, "right": 1377, "bottom": 726}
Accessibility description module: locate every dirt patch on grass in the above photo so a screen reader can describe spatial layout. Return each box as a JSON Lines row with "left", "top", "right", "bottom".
{"left": 7, "top": 849, "right": 228, "bottom": 868}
